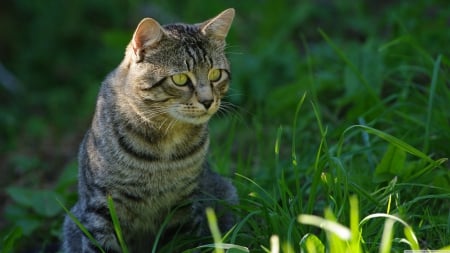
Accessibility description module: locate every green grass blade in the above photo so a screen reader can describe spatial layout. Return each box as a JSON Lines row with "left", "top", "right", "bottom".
{"left": 323, "top": 208, "right": 347, "bottom": 252}
{"left": 153, "top": 203, "right": 193, "bottom": 253}
{"left": 157, "top": 210, "right": 184, "bottom": 252}
{"left": 298, "top": 214, "right": 351, "bottom": 241}
{"left": 307, "top": 136, "right": 325, "bottom": 215}
{"left": 378, "top": 36, "right": 410, "bottom": 52}
{"left": 283, "top": 218, "right": 296, "bottom": 253}
{"left": 318, "top": 29, "right": 378, "bottom": 102}
{"left": 260, "top": 245, "right": 271, "bottom": 253}
{"left": 195, "top": 243, "right": 249, "bottom": 252}
{"left": 107, "top": 195, "right": 129, "bottom": 253}
{"left": 299, "top": 233, "right": 325, "bottom": 253}
{"left": 274, "top": 125, "right": 283, "bottom": 168}
{"left": 235, "top": 173, "right": 276, "bottom": 207}
{"left": 360, "top": 213, "right": 410, "bottom": 227}
{"left": 349, "top": 196, "right": 362, "bottom": 253}
{"left": 270, "top": 235, "right": 280, "bottom": 253}
{"left": 349, "top": 182, "right": 382, "bottom": 207}
{"left": 291, "top": 92, "right": 307, "bottom": 167}
{"left": 206, "top": 207, "right": 224, "bottom": 253}
{"left": 439, "top": 245, "right": 450, "bottom": 250}
{"left": 407, "top": 157, "right": 448, "bottom": 181}
{"left": 379, "top": 218, "right": 395, "bottom": 253}
{"left": 230, "top": 210, "right": 261, "bottom": 244}
{"left": 2, "top": 227, "right": 22, "bottom": 253}
{"left": 310, "top": 101, "right": 328, "bottom": 152}
{"left": 404, "top": 226, "right": 420, "bottom": 250}
{"left": 307, "top": 101, "right": 328, "bottom": 215}
{"left": 339, "top": 125, "right": 438, "bottom": 163}
{"left": 424, "top": 54, "right": 442, "bottom": 153}
{"left": 56, "top": 198, "right": 106, "bottom": 253}
{"left": 374, "top": 145, "right": 406, "bottom": 183}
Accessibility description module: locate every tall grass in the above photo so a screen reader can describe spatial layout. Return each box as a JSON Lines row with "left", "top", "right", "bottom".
{"left": 210, "top": 93, "right": 449, "bottom": 252}
{"left": 1, "top": 1, "right": 449, "bottom": 252}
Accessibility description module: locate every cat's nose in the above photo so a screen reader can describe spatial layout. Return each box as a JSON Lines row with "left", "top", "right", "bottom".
{"left": 199, "top": 99, "right": 213, "bottom": 109}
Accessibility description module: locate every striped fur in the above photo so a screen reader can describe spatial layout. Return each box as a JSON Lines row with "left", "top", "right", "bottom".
{"left": 62, "top": 9, "right": 237, "bottom": 253}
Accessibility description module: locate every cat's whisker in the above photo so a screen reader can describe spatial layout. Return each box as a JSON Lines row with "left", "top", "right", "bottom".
{"left": 224, "top": 44, "right": 244, "bottom": 54}
{"left": 157, "top": 118, "right": 169, "bottom": 131}
{"left": 135, "top": 112, "right": 166, "bottom": 126}
{"left": 142, "top": 107, "right": 169, "bottom": 118}
{"left": 214, "top": 107, "right": 227, "bottom": 120}
{"left": 225, "top": 51, "right": 245, "bottom": 56}
{"left": 163, "top": 118, "right": 178, "bottom": 136}
{"left": 223, "top": 94, "right": 243, "bottom": 99}
{"left": 220, "top": 101, "right": 240, "bottom": 113}
{"left": 222, "top": 100, "right": 253, "bottom": 118}
{"left": 219, "top": 101, "right": 251, "bottom": 125}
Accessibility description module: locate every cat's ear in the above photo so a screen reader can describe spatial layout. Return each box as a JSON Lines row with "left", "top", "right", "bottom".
{"left": 132, "top": 18, "right": 164, "bottom": 62}
{"left": 200, "top": 8, "right": 235, "bottom": 40}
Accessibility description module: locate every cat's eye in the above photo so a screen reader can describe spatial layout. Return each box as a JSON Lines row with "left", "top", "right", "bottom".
{"left": 171, "top": 73, "right": 189, "bottom": 86}
{"left": 208, "top": 69, "right": 222, "bottom": 82}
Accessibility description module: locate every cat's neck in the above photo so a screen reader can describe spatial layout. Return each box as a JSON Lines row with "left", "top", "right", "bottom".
{"left": 113, "top": 100, "right": 208, "bottom": 145}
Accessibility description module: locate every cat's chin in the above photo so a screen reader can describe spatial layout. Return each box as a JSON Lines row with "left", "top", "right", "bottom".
{"left": 180, "top": 115, "right": 212, "bottom": 125}
{"left": 166, "top": 107, "right": 216, "bottom": 125}
{"left": 169, "top": 112, "right": 212, "bottom": 125}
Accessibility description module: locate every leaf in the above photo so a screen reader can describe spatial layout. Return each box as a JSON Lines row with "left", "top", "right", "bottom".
{"left": 374, "top": 144, "right": 406, "bottom": 183}
{"left": 299, "top": 233, "right": 325, "bottom": 253}
{"left": 2, "top": 227, "right": 22, "bottom": 253}
{"left": 55, "top": 161, "right": 78, "bottom": 191}
{"left": 6, "top": 187, "right": 62, "bottom": 217}
{"left": 404, "top": 226, "right": 420, "bottom": 250}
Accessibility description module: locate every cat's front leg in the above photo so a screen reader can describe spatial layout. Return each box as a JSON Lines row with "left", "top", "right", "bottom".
{"left": 70, "top": 203, "right": 122, "bottom": 253}
{"left": 190, "top": 170, "right": 237, "bottom": 237}
{"left": 79, "top": 229, "right": 120, "bottom": 253}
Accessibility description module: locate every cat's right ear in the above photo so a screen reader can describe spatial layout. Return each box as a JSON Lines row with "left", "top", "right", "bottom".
{"left": 132, "top": 18, "right": 164, "bottom": 62}
{"left": 200, "top": 8, "right": 235, "bottom": 41}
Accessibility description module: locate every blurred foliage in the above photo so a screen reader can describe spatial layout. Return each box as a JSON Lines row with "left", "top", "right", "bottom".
{"left": 0, "top": 0, "right": 449, "bottom": 252}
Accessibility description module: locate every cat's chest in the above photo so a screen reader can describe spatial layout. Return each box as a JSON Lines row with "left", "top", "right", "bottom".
{"left": 110, "top": 154, "right": 203, "bottom": 201}
{"left": 95, "top": 121, "right": 208, "bottom": 230}
{"left": 113, "top": 163, "right": 201, "bottom": 232}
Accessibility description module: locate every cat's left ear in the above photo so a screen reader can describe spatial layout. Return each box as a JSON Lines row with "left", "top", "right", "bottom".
{"left": 132, "top": 18, "right": 165, "bottom": 62}
{"left": 200, "top": 8, "right": 235, "bottom": 40}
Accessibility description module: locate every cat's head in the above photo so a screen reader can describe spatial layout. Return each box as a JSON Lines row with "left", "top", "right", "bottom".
{"left": 122, "top": 8, "right": 235, "bottom": 125}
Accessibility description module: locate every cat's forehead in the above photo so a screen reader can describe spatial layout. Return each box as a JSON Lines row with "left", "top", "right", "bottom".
{"left": 163, "top": 24, "right": 209, "bottom": 47}
{"left": 164, "top": 24, "right": 201, "bottom": 36}
{"left": 145, "top": 24, "right": 228, "bottom": 72}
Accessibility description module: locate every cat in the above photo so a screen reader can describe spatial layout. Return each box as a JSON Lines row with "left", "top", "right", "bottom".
{"left": 62, "top": 8, "right": 237, "bottom": 253}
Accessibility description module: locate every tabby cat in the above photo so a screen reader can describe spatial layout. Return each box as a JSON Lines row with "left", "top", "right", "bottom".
{"left": 62, "top": 8, "right": 237, "bottom": 253}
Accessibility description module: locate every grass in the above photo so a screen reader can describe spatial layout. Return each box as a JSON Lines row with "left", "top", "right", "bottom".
{"left": 1, "top": 0, "right": 449, "bottom": 252}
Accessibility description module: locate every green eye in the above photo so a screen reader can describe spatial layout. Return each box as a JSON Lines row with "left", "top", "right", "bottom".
{"left": 208, "top": 69, "right": 222, "bottom": 82}
{"left": 171, "top": 73, "right": 189, "bottom": 86}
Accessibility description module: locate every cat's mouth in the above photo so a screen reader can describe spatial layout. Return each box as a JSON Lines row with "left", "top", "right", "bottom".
{"left": 174, "top": 112, "right": 212, "bottom": 124}
{"left": 160, "top": 99, "right": 222, "bottom": 125}
{"left": 168, "top": 105, "right": 217, "bottom": 125}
